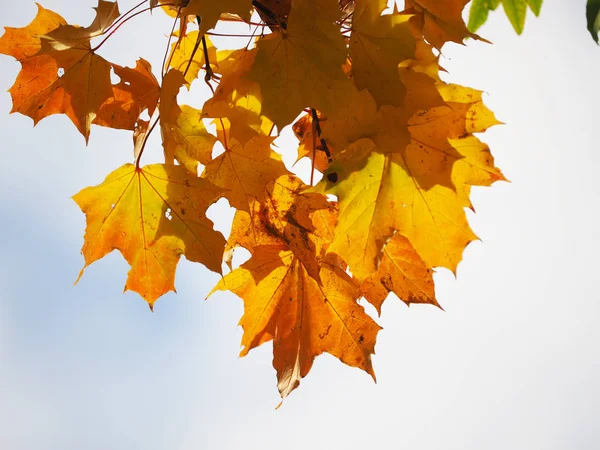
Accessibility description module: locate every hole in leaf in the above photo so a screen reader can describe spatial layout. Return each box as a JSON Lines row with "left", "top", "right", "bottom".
{"left": 202, "top": 118, "right": 216, "bottom": 135}
{"left": 139, "top": 109, "right": 151, "bottom": 121}
{"left": 165, "top": 208, "right": 172, "bottom": 220}
{"left": 212, "top": 141, "right": 226, "bottom": 159}
{"left": 231, "top": 247, "right": 251, "bottom": 267}
{"left": 57, "top": 67, "right": 65, "bottom": 77}
{"left": 109, "top": 67, "right": 119, "bottom": 84}
{"left": 206, "top": 198, "right": 234, "bottom": 238}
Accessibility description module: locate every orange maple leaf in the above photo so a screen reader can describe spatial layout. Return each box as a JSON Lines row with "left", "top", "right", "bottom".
{"left": 73, "top": 163, "right": 226, "bottom": 308}
{"left": 0, "top": 2, "right": 118, "bottom": 141}
{"left": 403, "top": 0, "right": 485, "bottom": 49}
{"left": 94, "top": 58, "right": 160, "bottom": 131}
{"left": 213, "top": 248, "right": 380, "bottom": 400}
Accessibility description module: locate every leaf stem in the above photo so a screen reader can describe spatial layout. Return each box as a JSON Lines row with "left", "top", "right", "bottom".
{"left": 92, "top": 3, "right": 178, "bottom": 52}
{"left": 161, "top": 5, "right": 184, "bottom": 79}
{"left": 135, "top": 115, "right": 160, "bottom": 169}
{"left": 103, "top": 0, "right": 147, "bottom": 35}
{"left": 252, "top": 0, "right": 287, "bottom": 30}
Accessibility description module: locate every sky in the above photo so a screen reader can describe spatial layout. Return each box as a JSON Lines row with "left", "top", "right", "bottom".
{"left": 0, "top": 0, "right": 599, "bottom": 449}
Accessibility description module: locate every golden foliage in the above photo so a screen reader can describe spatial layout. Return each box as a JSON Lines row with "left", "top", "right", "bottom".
{"left": 0, "top": 0, "right": 504, "bottom": 402}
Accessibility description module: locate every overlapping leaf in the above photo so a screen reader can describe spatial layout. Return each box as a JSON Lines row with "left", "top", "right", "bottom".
{"left": 248, "top": 0, "right": 352, "bottom": 129}
{"left": 201, "top": 124, "right": 289, "bottom": 211}
{"left": 404, "top": 0, "right": 483, "bottom": 49}
{"left": 203, "top": 48, "right": 273, "bottom": 144}
{"left": 350, "top": 0, "right": 416, "bottom": 107}
{"left": 94, "top": 58, "right": 160, "bottom": 130}
{"left": 315, "top": 82, "right": 504, "bottom": 280}
{"left": 212, "top": 175, "right": 380, "bottom": 399}
{"left": 166, "top": 31, "right": 217, "bottom": 85}
{"left": 160, "top": 70, "right": 217, "bottom": 172}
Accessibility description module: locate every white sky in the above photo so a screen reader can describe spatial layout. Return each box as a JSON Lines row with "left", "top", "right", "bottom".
{"left": 0, "top": 0, "right": 599, "bottom": 449}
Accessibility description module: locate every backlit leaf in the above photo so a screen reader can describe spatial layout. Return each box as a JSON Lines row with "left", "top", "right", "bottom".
{"left": 0, "top": 3, "right": 115, "bottom": 141}
{"left": 74, "top": 163, "right": 225, "bottom": 308}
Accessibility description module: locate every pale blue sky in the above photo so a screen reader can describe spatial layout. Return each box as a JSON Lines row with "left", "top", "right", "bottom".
{"left": 0, "top": 1, "right": 599, "bottom": 449}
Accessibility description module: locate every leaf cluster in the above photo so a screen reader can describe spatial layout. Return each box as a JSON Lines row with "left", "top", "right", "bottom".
{"left": 0, "top": 0, "right": 505, "bottom": 401}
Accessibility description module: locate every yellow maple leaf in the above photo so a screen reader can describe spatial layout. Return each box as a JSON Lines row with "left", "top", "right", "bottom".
{"left": 248, "top": 0, "right": 352, "bottom": 129}
{"left": 159, "top": 70, "right": 217, "bottom": 172}
{"left": 201, "top": 123, "right": 289, "bottom": 212}
{"left": 73, "top": 163, "right": 226, "bottom": 308}
{"left": 350, "top": 0, "right": 416, "bottom": 107}
{"left": 361, "top": 233, "right": 439, "bottom": 314}
{"left": 203, "top": 48, "right": 273, "bottom": 144}
{"left": 315, "top": 80, "right": 504, "bottom": 279}
{"left": 166, "top": 31, "right": 217, "bottom": 86}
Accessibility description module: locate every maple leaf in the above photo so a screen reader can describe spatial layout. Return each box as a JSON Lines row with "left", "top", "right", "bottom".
{"left": 166, "top": 31, "right": 217, "bottom": 86}
{"left": 248, "top": 0, "right": 352, "bottom": 129}
{"left": 94, "top": 58, "right": 160, "bottom": 131}
{"left": 0, "top": 0, "right": 510, "bottom": 400}
{"left": 201, "top": 123, "right": 290, "bottom": 212}
{"left": 184, "top": 0, "right": 253, "bottom": 34}
{"left": 404, "top": 0, "right": 484, "bottom": 49}
{"left": 73, "top": 163, "right": 226, "bottom": 308}
{"left": 0, "top": 2, "right": 117, "bottom": 141}
{"left": 159, "top": 70, "right": 217, "bottom": 172}
{"left": 315, "top": 81, "right": 504, "bottom": 280}
{"left": 226, "top": 175, "right": 335, "bottom": 280}
{"left": 361, "top": 233, "right": 439, "bottom": 314}
{"left": 203, "top": 47, "right": 273, "bottom": 144}
{"left": 157, "top": 0, "right": 253, "bottom": 35}
{"left": 292, "top": 113, "right": 331, "bottom": 173}
{"left": 43, "top": 0, "right": 120, "bottom": 47}
{"left": 255, "top": 0, "right": 292, "bottom": 28}
{"left": 213, "top": 248, "right": 380, "bottom": 400}
{"left": 211, "top": 174, "right": 381, "bottom": 400}
{"left": 349, "top": 0, "right": 416, "bottom": 107}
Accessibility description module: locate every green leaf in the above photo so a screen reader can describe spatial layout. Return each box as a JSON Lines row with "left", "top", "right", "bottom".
{"left": 502, "top": 0, "right": 528, "bottom": 34}
{"left": 587, "top": 0, "right": 600, "bottom": 43}
{"left": 468, "top": 0, "right": 501, "bottom": 32}
{"left": 527, "top": 0, "right": 543, "bottom": 16}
